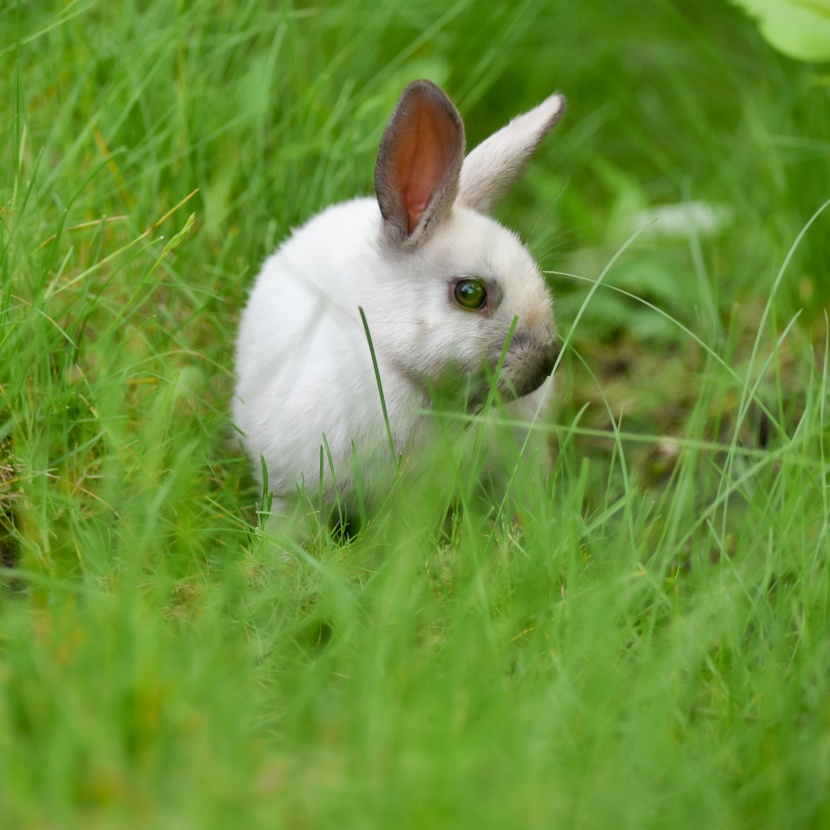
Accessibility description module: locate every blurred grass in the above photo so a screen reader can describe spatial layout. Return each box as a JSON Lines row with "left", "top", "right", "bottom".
{"left": 2, "top": 0, "right": 830, "bottom": 827}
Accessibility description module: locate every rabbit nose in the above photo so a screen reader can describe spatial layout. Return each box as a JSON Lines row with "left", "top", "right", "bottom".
{"left": 541, "top": 340, "right": 559, "bottom": 377}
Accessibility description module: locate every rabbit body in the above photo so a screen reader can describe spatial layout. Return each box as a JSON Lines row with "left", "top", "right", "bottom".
{"left": 233, "top": 80, "right": 565, "bottom": 522}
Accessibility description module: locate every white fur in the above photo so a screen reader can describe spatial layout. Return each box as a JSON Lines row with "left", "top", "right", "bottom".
{"left": 233, "top": 82, "right": 565, "bottom": 523}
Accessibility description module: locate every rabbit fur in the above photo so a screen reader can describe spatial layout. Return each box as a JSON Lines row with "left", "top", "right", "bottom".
{"left": 234, "top": 79, "right": 565, "bottom": 527}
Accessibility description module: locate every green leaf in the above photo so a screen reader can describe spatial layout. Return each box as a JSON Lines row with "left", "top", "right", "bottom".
{"left": 732, "top": 0, "right": 830, "bottom": 61}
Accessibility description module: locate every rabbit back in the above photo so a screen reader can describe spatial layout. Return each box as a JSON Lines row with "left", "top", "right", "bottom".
{"left": 234, "top": 198, "right": 419, "bottom": 507}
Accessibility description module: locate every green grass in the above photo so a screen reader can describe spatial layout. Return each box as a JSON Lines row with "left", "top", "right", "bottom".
{"left": 2, "top": 1, "right": 830, "bottom": 827}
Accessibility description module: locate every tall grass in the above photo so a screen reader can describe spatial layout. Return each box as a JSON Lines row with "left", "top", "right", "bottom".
{"left": 1, "top": 1, "right": 829, "bottom": 827}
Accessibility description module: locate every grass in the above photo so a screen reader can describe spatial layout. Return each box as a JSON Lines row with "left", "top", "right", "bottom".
{"left": 2, "top": 0, "right": 830, "bottom": 827}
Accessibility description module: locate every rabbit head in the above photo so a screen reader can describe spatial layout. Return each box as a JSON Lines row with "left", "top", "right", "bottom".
{"left": 363, "top": 80, "right": 564, "bottom": 411}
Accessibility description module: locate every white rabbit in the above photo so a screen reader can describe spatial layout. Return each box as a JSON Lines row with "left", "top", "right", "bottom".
{"left": 234, "top": 79, "right": 565, "bottom": 528}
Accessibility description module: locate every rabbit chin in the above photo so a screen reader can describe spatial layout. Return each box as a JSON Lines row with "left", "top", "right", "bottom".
{"left": 497, "top": 366, "right": 551, "bottom": 403}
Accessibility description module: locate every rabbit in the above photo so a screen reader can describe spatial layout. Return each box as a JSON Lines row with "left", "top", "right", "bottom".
{"left": 233, "top": 79, "right": 565, "bottom": 531}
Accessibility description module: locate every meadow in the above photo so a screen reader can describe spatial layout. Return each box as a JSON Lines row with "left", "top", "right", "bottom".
{"left": 2, "top": 1, "right": 829, "bottom": 827}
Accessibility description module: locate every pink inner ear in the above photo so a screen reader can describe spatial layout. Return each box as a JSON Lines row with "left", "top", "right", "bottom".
{"left": 392, "top": 97, "right": 459, "bottom": 235}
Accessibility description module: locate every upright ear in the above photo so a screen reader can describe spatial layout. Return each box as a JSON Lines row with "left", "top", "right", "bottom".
{"left": 458, "top": 93, "right": 565, "bottom": 214}
{"left": 374, "top": 80, "right": 465, "bottom": 246}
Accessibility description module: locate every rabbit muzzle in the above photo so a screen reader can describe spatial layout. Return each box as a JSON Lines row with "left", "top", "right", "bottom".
{"left": 499, "top": 335, "right": 559, "bottom": 400}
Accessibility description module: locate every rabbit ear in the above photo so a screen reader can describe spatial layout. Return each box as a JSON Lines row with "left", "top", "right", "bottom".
{"left": 458, "top": 93, "right": 565, "bottom": 214}
{"left": 374, "top": 80, "right": 465, "bottom": 246}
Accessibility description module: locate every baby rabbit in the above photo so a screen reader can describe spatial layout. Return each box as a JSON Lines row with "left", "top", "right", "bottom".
{"left": 234, "top": 79, "right": 565, "bottom": 528}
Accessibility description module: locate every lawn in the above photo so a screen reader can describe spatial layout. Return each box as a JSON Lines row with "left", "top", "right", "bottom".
{"left": 2, "top": 1, "right": 829, "bottom": 827}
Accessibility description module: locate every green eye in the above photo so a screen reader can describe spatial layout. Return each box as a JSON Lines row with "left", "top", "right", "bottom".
{"left": 454, "top": 278, "right": 487, "bottom": 311}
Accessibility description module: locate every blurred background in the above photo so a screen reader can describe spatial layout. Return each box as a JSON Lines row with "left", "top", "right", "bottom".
{"left": 2, "top": 3, "right": 830, "bottom": 827}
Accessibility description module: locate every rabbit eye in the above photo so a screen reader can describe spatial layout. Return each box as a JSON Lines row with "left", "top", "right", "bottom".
{"left": 454, "top": 278, "right": 487, "bottom": 311}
